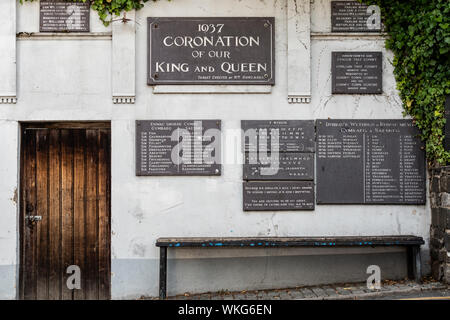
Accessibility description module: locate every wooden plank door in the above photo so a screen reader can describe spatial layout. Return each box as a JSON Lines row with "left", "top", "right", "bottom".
{"left": 20, "top": 124, "right": 111, "bottom": 300}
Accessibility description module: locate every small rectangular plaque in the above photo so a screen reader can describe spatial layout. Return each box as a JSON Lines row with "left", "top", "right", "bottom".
{"left": 40, "top": 0, "right": 90, "bottom": 33}
{"left": 316, "top": 119, "right": 426, "bottom": 205}
{"left": 147, "top": 17, "right": 275, "bottom": 85}
{"left": 332, "top": 52, "right": 382, "bottom": 94}
{"left": 244, "top": 152, "right": 314, "bottom": 181}
{"left": 241, "top": 120, "right": 315, "bottom": 153}
{"left": 136, "top": 120, "right": 221, "bottom": 176}
{"left": 331, "top": 1, "right": 381, "bottom": 32}
{"left": 243, "top": 181, "right": 315, "bottom": 211}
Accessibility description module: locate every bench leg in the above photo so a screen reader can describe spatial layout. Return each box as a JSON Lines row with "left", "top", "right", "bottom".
{"left": 413, "top": 246, "right": 422, "bottom": 284}
{"left": 407, "top": 246, "right": 422, "bottom": 283}
{"left": 159, "top": 247, "right": 167, "bottom": 300}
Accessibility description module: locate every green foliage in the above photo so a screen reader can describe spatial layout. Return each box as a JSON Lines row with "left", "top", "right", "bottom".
{"left": 360, "top": 0, "right": 450, "bottom": 166}
{"left": 19, "top": 0, "right": 158, "bottom": 26}
{"left": 91, "top": 0, "right": 153, "bottom": 26}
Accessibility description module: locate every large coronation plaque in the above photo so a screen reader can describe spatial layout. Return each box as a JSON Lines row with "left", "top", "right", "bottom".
{"left": 40, "top": 0, "right": 90, "bottom": 32}
{"left": 147, "top": 17, "right": 275, "bottom": 85}
{"left": 316, "top": 120, "right": 426, "bottom": 205}
{"left": 331, "top": 1, "right": 381, "bottom": 32}
{"left": 241, "top": 120, "right": 315, "bottom": 153}
{"left": 332, "top": 52, "right": 382, "bottom": 94}
{"left": 243, "top": 181, "right": 315, "bottom": 211}
{"left": 136, "top": 120, "right": 221, "bottom": 176}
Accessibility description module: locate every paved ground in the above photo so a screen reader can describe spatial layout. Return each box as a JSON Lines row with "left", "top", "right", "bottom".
{"left": 163, "top": 278, "right": 449, "bottom": 300}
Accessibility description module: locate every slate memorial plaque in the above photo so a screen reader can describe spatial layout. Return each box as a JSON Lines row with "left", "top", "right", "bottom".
{"left": 241, "top": 120, "right": 315, "bottom": 153}
{"left": 331, "top": 1, "right": 381, "bottom": 32}
{"left": 40, "top": 0, "right": 90, "bottom": 32}
{"left": 316, "top": 119, "right": 426, "bottom": 204}
{"left": 241, "top": 120, "right": 316, "bottom": 211}
{"left": 445, "top": 96, "right": 450, "bottom": 151}
{"left": 136, "top": 120, "right": 221, "bottom": 176}
{"left": 332, "top": 52, "right": 382, "bottom": 94}
{"left": 244, "top": 152, "right": 314, "bottom": 181}
{"left": 147, "top": 17, "right": 275, "bottom": 85}
{"left": 243, "top": 181, "right": 315, "bottom": 211}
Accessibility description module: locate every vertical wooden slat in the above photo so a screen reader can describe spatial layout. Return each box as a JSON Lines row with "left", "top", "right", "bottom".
{"left": 36, "top": 130, "right": 49, "bottom": 299}
{"left": 73, "top": 130, "right": 86, "bottom": 300}
{"left": 61, "top": 130, "right": 74, "bottom": 300}
{"left": 23, "top": 130, "right": 37, "bottom": 300}
{"left": 85, "top": 130, "right": 99, "bottom": 299}
{"left": 19, "top": 129, "right": 26, "bottom": 300}
{"left": 106, "top": 130, "right": 111, "bottom": 300}
{"left": 105, "top": 129, "right": 111, "bottom": 299}
{"left": 98, "top": 129, "right": 111, "bottom": 299}
{"left": 48, "top": 129, "right": 62, "bottom": 300}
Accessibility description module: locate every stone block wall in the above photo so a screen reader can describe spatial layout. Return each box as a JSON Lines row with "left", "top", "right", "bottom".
{"left": 430, "top": 166, "right": 450, "bottom": 283}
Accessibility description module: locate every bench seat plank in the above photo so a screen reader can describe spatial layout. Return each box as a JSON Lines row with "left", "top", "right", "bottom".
{"left": 156, "top": 235, "right": 424, "bottom": 299}
{"left": 156, "top": 236, "right": 424, "bottom": 248}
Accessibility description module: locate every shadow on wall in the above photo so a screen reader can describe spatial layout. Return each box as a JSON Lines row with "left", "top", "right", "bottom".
{"left": 111, "top": 252, "right": 408, "bottom": 299}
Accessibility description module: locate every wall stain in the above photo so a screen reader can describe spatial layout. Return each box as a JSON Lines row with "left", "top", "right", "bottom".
{"left": 132, "top": 242, "right": 146, "bottom": 257}
{"left": 10, "top": 188, "right": 17, "bottom": 205}
{"left": 132, "top": 205, "right": 145, "bottom": 222}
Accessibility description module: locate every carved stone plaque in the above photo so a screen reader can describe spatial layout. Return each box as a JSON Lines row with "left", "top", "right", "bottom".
{"left": 331, "top": 1, "right": 381, "bottom": 32}
{"left": 316, "top": 119, "right": 426, "bottom": 204}
{"left": 244, "top": 152, "right": 314, "bottom": 181}
{"left": 147, "top": 17, "right": 275, "bottom": 85}
{"left": 332, "top": 52, "right": 382, "bottom": 94}
{"left": 241, "top": 120, "right": 315, "bottom": 153}
{"left": 243, "top": 181, "right": 315, "bottom": 211}
{"left": 136, "top": 120, "right": 221, "bottom": 176}
{"left": 40, "top": 0, "right": 90, "bottom": 32}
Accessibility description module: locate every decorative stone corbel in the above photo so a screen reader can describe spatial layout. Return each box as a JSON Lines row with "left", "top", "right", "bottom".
{"left": 112, "top": 11, "right": 136, "bottom": 104}
{"left": 287, "top": 0, "right": 311, "bottom": 104}
{"left": 0, "top": 97, "right": 17, "bottom": 104}
{"left": 0, "top": 0, "right": 17, "bottom": 104}
{"left": 113, "top": 96, "right": 136, "bottom": 104}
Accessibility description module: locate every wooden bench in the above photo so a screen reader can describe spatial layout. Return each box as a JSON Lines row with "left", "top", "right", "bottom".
{"left": 155, "top": 235, "right": 424, "bottom": 299}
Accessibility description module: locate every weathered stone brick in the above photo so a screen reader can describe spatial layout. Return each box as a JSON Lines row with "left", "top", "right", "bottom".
{"left": 445, "top": 230, "right": 450, "bottom": 251}
{"left": 430, "top": 193, "right": 441, "bottom": 208}
{"left": 431, "top": 167, "right": 441, "bottom": 176}
{"left": 431, "top": 248, "right": 448, "bottom": 262}
{"left": 431, "top": 226, "right": 444, "bottom": 241}
{"left": 445, "top": 264, "right": 450, "bottom": 284}
{"left": 441, "top": 175, "right": 450, "bottom": 193}
{"left": 431, "top": 261, "right": 443, "bottom": 281}
{"left": 441, "top": 193, "right": 450, "bottom": 208}
{"left": 431, "top": 237, "right": 444, "bottom": 249}
{"left": 444, "top": 207, "right": 450, "bottom": 229}
{"left": 441, "top": 249, "right": 448, "bottom": 262}
{"left": 431, "top": 176, "right": 440, "bottom": 193}
{"left": 430, "top": 248, "right": 438, "bottom": 260}
{"left": 439, "top": 208, "right": 447, "bottom": 229}
{"left": 431, "top": 207, "right": 441, "bottom": 227}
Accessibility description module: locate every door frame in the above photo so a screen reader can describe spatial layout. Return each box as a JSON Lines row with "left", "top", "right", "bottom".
{"left": 18, "top": 122, "right": 111, "bottom": 300}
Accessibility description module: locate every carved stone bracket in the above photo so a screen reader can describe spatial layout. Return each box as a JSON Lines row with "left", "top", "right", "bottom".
{"left": 0, "top": 0, "right": 16, "bottom": 104}
{"left": 287, "top": 0, "right": 311, "bottom": 104}
{"left": 0, "top": 96, "right": 17, "bottom": 104}
{"left": 112, "top": 11, "right": 136, "bottom": 104}
{"left": 113, "top": 96, "right": 136, "bottom": 104}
